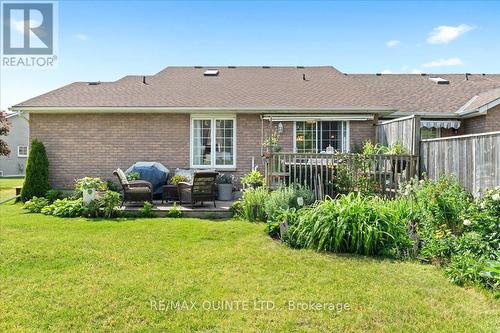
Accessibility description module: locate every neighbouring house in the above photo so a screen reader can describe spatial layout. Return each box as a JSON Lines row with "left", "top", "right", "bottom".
{"left": 0, "top": 112, "right": 29, "bottom": 177}
{"left": 9, "top": 66, "right": 500, "bottom": 189}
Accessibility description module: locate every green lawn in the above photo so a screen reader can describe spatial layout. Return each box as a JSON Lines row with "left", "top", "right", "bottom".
{"left": 0, "top": 177, "right": 23, "bottom": 202}
{"left": 0, "top": 203, "right": 498, "bottom": 332}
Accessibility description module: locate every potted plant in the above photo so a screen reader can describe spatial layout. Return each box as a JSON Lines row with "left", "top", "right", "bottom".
{"left": 75, "top": 177, "right": 106, "bottom": 204}
{"left": 241, "top": 169, "right": 265, "bottom": 189}
{"left": 126, "top": 171, "right": 140, "bottom": 181}
{"left": 217, "top": 174, "right": 234, "bottom": 201}
{"left": 168, "top": 175, "right": 189, "bottom": 201}
{"left": 262, "top": 129, "right": 282, "bottom": 158}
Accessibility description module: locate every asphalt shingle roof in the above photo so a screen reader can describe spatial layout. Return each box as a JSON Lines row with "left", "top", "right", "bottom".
{"left": 13, "top": 66, "right": 500, "bottom": 115}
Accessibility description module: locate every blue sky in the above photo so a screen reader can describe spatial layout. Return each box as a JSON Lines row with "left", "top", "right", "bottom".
{"left": 1, "top": 0, "right": 500, "bottom": 110}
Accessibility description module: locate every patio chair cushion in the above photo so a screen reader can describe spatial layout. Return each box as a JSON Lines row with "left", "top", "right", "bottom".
{"left": 127, "top": 187, "right": 151, "bottom": 194}
{"left": 116, "top": 168, "right": 129, "bottom": 185}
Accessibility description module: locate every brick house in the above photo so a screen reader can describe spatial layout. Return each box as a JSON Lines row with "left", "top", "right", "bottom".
{"left": 10, "top": 66, "right": 500, "bottom": 189}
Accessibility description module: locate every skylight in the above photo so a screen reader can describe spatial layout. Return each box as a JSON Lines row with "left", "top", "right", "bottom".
{"left": 429, "top": 77, "right": 450, "bottom": 85}
{"left": 203, "top": 69, "right": 219, "bottom": 76}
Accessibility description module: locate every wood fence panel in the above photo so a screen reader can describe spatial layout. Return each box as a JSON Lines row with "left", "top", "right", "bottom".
{"left": 420, "top": 131, "right": 500, "bottom": 194}
{"left": 376, "top": 115, "right": 421, "bottom": 155}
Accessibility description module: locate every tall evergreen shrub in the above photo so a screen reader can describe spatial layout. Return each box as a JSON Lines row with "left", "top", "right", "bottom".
{"left": 21, "top": 139, "right": 50, "bottom": 201}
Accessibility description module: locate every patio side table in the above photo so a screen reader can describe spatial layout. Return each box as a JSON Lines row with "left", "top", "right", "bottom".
{"left": 162, "top": 184, "right": 179, "bottom": 203}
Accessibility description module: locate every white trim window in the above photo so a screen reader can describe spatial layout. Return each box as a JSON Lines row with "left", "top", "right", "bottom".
{"left": 191, "top": 116, "right": 236, "bottom": 169}
{"left": 17, "top": 146, "right": 28, "bottom": 158}
{"left": 294, "top": 121, "right": 349, "bottom": 153}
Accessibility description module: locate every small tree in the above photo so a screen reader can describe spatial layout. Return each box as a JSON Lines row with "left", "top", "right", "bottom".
{"left": 21, "top": 139, "right": 50, "bottom": 201}
{"left": 0, "top": 112, "right": 10, "bottom": 156}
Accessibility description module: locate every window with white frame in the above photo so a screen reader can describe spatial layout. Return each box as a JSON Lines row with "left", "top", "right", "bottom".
{"left": 294, "top": 121, "right": 348, "bottom": 153}
{"left": 191, "top": 117, "right": 235, "bottom": 168}
{"left": 17, "top": 146, "right": 28, "bottom": 157}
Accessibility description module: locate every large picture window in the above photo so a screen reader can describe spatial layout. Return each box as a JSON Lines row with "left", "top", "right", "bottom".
{"left": 294, "top": 121, "right": 348, "bottom": 153}
{"left": 191, "top": 117, "right": 236, "bottom": 168}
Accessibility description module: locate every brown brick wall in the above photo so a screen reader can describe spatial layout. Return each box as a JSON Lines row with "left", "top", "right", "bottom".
{"left": 462, "top": 104, "right": 500, "bottom": 134}
{"left": 30, "top": 113, "right": 191, "bottom": 189}
{"left": 349, "top": 120, "right": 376, "bottom": 151}
{"left": 30, "top": 113, "right": 377, "bottom": 189}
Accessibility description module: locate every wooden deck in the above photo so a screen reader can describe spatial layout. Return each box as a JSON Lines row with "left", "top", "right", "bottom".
{"left": 120, "top": 200, "right": 236, "bottom": 219}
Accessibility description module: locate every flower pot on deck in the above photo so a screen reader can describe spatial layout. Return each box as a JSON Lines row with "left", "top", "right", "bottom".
{"left": 217, "top": 184, "right": 233, "bottom": 201}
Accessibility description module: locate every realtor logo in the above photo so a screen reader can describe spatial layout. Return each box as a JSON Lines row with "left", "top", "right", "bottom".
{"left": 1, "top": 1, "right": 57, "bottom": 67}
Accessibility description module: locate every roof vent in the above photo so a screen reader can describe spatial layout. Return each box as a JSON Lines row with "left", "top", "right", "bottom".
{"left": 88, "top": 81, "right": 100, "bottom": 85}
{"left": 203, "top": 69, "right": 219, "bottom": 76}
{"left": 465, "top": 73, "right": 471, "bottom": 81}
{"left": 429, "top": 77, "right": 450, "bottom": 85}
{"left": 142, "top": 76, "right": 147, "bottom": 84}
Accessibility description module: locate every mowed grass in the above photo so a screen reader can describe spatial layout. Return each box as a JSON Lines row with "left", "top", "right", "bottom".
{"left": 0, "top": 177, "right": 23, "bottom": 201}
{"left": 0, "top": 203, "right": 498, "bottom": 332}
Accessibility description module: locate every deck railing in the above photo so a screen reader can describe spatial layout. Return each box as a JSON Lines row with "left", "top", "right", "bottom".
{"left": 264, "top": 153, "right": 419, "bottom": 199}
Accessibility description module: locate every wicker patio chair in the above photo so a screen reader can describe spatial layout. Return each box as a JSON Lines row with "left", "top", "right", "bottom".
{"left": 113, "top": 168, "right": 153, "bottom": 205}
{"left": 178, "top": 170, "right": 218, "bottom": 208}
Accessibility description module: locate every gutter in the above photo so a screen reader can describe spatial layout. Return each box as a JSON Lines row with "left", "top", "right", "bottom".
{"left": 9, "top": 106, "right": 398, "bottom": 115}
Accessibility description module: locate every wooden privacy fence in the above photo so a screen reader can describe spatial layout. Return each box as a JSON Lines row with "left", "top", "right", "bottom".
{"left": 420, "top": 131, "right": 500, "bottom": 194}
{"left": 376, "top": 115, "right": 421, "bottom": 155}
{"left": 265, "top": 153, "right": 419, "bottom": 199}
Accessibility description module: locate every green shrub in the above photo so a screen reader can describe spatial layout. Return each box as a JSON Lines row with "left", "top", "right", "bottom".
{"left": 239, "top": 187, "right": 269, "bottom": 222}
{"left": 126, "top": 171, "right": 140, "bottom": 181}
{"left": 41, "top": 198, "right": 84, "bottom": 217}
{"left": 105, "top": 179, "right": 121, "bottom": 192}
{"left": 21, "top": 139, "right": 50, "bottom": 201}
{"left": 45, "top": 189, "right": 64, "bottom": 203}
{"left": 266, "top": 208, "right": 298, "bottom": 239}
{"left": 241, "top": 169, "right": 265, "bottom": 188}
{"left": 98, "top": 190, "right": 122, "bottom": 218}
{"left": 75, "top": 177, "right": 106, "bottom": 196}
{"left": 23, "top": 196, "right": 49, "bottom": 213}
{"left": 166, "top": 202, "right": 182, "bottom": 218}
{"left": 285, "top": 193, "right": 413, "bottom": 256}
{"left": 264, "top": 186, "right": 295, "bottom": 219}
{"left": 82, "top": 200, "right": 101, "bottom": 218}
{"left": 401, "top": 177, "right": 499, "bottom": 291}
{"left": 479, "top": 260, "right": 500, "bottom": 291}
{"left": 402, "top": 176, "right": 471, "bottom": 260}
{"left": 140, "top": 201, "right": 155, "bottom": 218}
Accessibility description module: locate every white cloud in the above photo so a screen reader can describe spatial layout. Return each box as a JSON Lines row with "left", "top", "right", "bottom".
{"left": 381, "top": 69, "right": 393, "bottom": 74}
{"left": 75, "top": 33, "right": 88, "bottom": 41}
{"left": 427, "top": 24, "right": 474, "bottom": 44}
{"left": 411, "top": 69, "right": 423, "bottom": 74}
{"left": 421, "top": 57, "right": 463, "bottom": 68}
{"left": 386, "top": 40, "right": 400, "bottom": 48}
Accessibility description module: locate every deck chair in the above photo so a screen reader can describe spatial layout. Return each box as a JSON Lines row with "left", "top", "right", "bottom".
{"left": 178, "top": 171, "right": 218, "bottom": 208}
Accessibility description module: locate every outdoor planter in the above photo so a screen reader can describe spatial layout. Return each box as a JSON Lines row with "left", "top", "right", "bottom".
{"left": 83, "top": 189, "right": 96, "bottom": 204}
{"left": 217, "top": 184, "right": 233, "bottom": 201}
